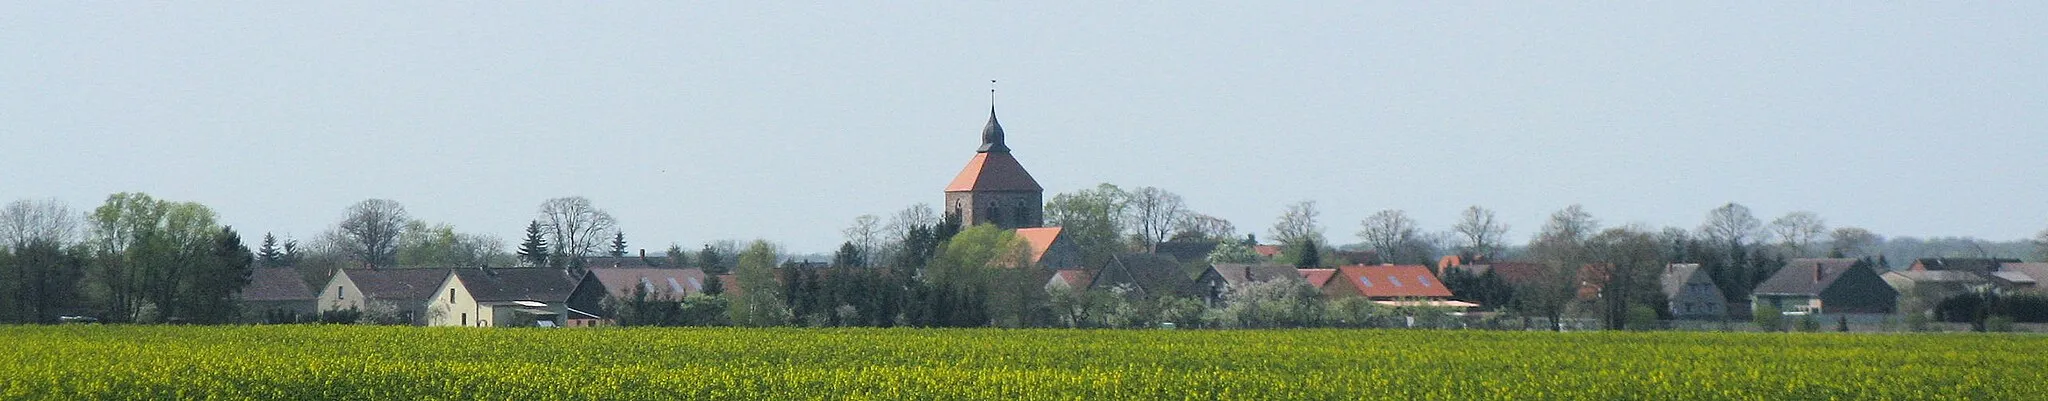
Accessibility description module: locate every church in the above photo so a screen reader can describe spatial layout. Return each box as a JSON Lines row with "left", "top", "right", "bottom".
{"left": 942, "top": 104, "right": 1079, "bottom": 269}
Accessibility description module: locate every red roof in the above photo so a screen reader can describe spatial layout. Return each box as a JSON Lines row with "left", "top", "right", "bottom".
{"left": 945, "top": 152, "right": 1042, "bottom": 192}
{"left": 1298, "top": 268, "right": 1337, "bottom": 287}
{"left": 1327, "top": 265, "right": 1452, "bottom": 299}
{"left": 1015, "top": 227, "right": 1063, "bottom": 266}
{"left": 1253, "top": 245, "right": 1283, "bottom": 258}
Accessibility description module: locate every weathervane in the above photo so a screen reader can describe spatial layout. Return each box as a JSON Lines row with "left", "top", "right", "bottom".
{"left": 989, "top": 79, "right": 997, "bottom": 109}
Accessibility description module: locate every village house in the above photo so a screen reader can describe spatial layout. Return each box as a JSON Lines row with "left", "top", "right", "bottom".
{"left": 1044, "top": 270, "right": 1094, "bottom": 293}
{"left": 1660, "top": 263, "right": 1726, "bottom": 320}
{"left": 1996, "top": 262, "right": 2048, "bottom": 290}
{"left": 563, "top": 268, "right": 709, "bottom": 327}
{"left": 317, "top": 268, "right": 450, "bottom": 325}
{"left": 1297, "top": 268, "right": 1337, "bottom": 289}
{"left": 1320, "top": 265, "right": 1469, "bottom": 309}
{"left": 1751, "top": 258, "right": 1897, "bottom": 315}
{"left": 1909, "top": 258, "right": 2021, "bottom": 274}
{"left": 1881, "top": 270, "right": 1991, "bottom": 303}
{"left": 426, "top": 268, "right": 577, "bottom": 327}
{"left": 1015, "top": 227, "right": 1081, "bottom": 269}
{"left": 238, "top": 267, "right": 317, "bottom": 323}
{"left": 1194, "top": 263, "right": 1302, "bottom": 305}
{"left": 1089, "top": 253, "right": 1201, "bottom": 300}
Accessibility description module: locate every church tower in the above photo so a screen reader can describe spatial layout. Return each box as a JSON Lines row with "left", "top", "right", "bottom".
{"left": 944, "top": 106, "right": 1044, "bottom": 229}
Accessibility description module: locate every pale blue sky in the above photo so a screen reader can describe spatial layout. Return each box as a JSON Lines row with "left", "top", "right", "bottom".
{"left": 4, "top": 3, "right": 2044, "bottom": 253}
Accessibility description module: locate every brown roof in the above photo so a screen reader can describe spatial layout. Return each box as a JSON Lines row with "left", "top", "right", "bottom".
{"left": 241, "top": 268, "right": 315, "bottom": 302}
{"left": 1754, "top": 258, "right": 1861, "bottom": 296}
{"left": 1093, "top": 253, "right": 1200, "bottom": 298}
{"left": 1911, "top": 258, "right": 2020, "bottom": 274}
{"left": 586, "top": 268, "right": 709, "bottom": 299}
{"left": 343, "top": 268, "right": 454, "bottom": 302}
{"left": 1330, "top": 265, "right": 1453, "bottom": 298}
{"left": 453, "top": 268, "right": 577, "bottom": 303}
{"left": 1209, "top": 263, "right": 1303, "bottom": 286}
{"left": 944, "top": 152, "right": 1042, "bottom": 192}
{"left": 2000, "top": 262, "right": 2048, "bottom": 284}
{"left": 1252, "top": 245, "right": 1283, "bottom": 258}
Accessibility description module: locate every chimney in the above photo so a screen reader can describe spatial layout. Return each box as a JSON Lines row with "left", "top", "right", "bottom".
{"left": 640, "top": 249, "right": 647, "bottom": 259}
{"left": 1813, "top": 263, "right": 1823, "bottom": 282}
{"left": 1243, "top": 266, "right": 1253, "bottom": 282}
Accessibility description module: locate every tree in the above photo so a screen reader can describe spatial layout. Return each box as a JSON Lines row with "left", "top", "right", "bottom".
{"left": 1171, "top": 213, "right": 1236, "bottom": 242}
{"left": 84, "top": 193, "right": 229, "bottom": 323}
{"left": 1828, "top": 227, "right": 1881, "bottom": 259}
{"left": 1289, "top": 238, "right": 1323, "bottom": 268}
{"left": 1044, "top": 184, "right": 1129, "bottom": 267}
{"left": 1769, "top": 211, "right": 1827, "bottom": 258}
{"left": 182, "top": 227, "right": 254, "bottom": 324}
{"left": 0, "top": 238, "right": 85, "bottom": 323}
{"left": 256, "top": 233, "right": 284, "bottom": 268}
{"left": 1519, "top": 205, "right": 1599, "bottom": 331}
{"left": 701, "top": 274, "right": 725, "bottom": 296}
{"left": 832, "top": 242, "right": 865, "bottom": 268}
{"left": 1268, "top": 200, "right": 1325, "bottom": 249}
{"left": 842, "top": 215, "right": 881, "bottom": 267}
{"left": 0, "top": 198, "right": 79, "bottom": 249}
{"left": 728, "top": 240, "right": 787, "bottom": 326}
{"left": 537, "top": 196, "right": 617, "bottom": 265}
{"left": 1357, "top": 210, "right": 1429, "bottom": 265}
{"left": 2034, "top": 227, "right": 2048, "bottom": 262}
{"left": 517, "top": 221, "right": 549, "bottom": 267}
{"left": 1451, "top": 206, "right": 1510, "bottom": 261}
{"left": 609, "top": 231, "right": 628, "bottom": 258}
{"left": 1205, "top": 240, "right": 1263, "bottom": 265}
{"left": 1700, "top": 203, "right": 1764, "bottom": 259}
{"left": 395, "top": 221, "right": 509, "bottom": 267}
{"left": 1124, "top": 186, "right": 1187, "bottom": 252}
{"left": 331, "top": 199, "right": 410, "bottom": 268}
{"left": 1585, "top": 226, "right": 1666, "bottom": 330}
{"left": 665, "top": 244, "right": 690, "bottom": 268}
{"left": 697, "top": 244, "right": 726, "bottom": 273}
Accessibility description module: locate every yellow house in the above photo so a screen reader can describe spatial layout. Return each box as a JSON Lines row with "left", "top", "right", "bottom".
{"left": 315, "top": 268, "right": 451, "bottom": 325}
{"left": 426, "top": 268, "right": 577, "bottom": 327}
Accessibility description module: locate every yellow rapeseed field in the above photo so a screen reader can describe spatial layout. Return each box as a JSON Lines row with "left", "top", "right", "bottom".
{"left": 0, "top": 325, "right": 2040, "bottom": 400}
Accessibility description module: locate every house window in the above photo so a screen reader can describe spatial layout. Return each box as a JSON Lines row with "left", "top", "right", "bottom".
{"left": 460, "top": 313, "right": 467, "bottom": 326}
{"left": 1417, "top": 276, "right": 1432, "bottom": 287}
{"left": 338, "top": 286, "right": 345, "bottom": 300}
{"left": 1359, "top": 277, "right": 1373, "bottom": 287}
{"left": 1389, "top": 277, "right": 1403, "bottom": 287}
{"left": 449, "top": 289, "right": 456, "bottom": 304}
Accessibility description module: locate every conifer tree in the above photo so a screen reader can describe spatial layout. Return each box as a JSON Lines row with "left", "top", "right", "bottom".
{"left": 256, "top": 232, "right": 284, "bottom": 268}
{"left": 609, "top": 232, "right": 628, "bottom": 258}
{"left": 517, "top": 221, "right": 549, "bottom": 267}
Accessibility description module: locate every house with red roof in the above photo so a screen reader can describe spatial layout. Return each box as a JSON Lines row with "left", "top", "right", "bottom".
{"left": 1321, "top": 265, "right": 1472, "bottom": 309}
{"left": 1015, "top": 227, "right": 1080, "bottom": 269}
{"left": 1297, "top": 268, "right": 1337, "bottom": 289}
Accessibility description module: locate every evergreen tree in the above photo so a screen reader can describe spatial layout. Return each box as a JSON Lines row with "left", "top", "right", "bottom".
{"left": 517, "top": 221, "right": 549, "bottom": 267}
{"left": 1293, "top": 238, "right": 1322, "bottom": 268}
{"left": 833, "top": 241, "right": 864, "bottom": 268}
{"left": 256, "top": 232, "right": 284, "bottom": 268}
{"left": 702, "top": 274, "right": 724, "bottom": 296}
{"left": 698, "top": 245, "right": 726, "bottom": 274}
{"left": 609, "top": 232, "right": 628, "bottom": 258}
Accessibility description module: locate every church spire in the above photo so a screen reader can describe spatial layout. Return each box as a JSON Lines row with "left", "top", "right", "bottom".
{"left": 978, "top": 80, "right": 1009, "bottom": 153}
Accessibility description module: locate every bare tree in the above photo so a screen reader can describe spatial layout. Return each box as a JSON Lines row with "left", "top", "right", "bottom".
{"left": 1451, "top": 205, "right": 1510, "bottom": 261}
{"left": 1357, "top": 209, "right": 1425, "bottom": 264}
{"left": 538, "top": 196, "right": 616, "bottom": 262}
{"left": 331, "top": 199, "right": 410, "bottom": 268}
{"left": 1171, "top": 213, "right": 1236, "bottom": 242}
{"left": 1268, "top": 200, "right": 1324, "bottom": 247}
{"left": 884, "top": 203, "right": 938, "bottom": 245}
{"left": 1123, "top": 186, "right": 1187, "bottom": 252}
{"left": 1699, "top": 203, "right": 1764, "bottom": 249}
{"left": 0, "top": 198, "right": 79, "bottom": 248}
{"left": 1585, "top": 225, "right": 1666, "bottom": 330}
{"left": 1767, "top": 212, "right": 1827, "bottom": 257}
{"left": 1520, "top": 204, "right": 1599, "bottom": 331}
{"left": 843, "top": 214, "right": 881, "bottom": 264}
{"left": 1827, "top": 227, "right": 1882, "bottom": 258}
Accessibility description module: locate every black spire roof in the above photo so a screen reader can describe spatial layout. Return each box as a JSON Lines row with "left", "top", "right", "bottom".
{"left": 977, "top": 107, "right": 1010, "bottom": 153}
